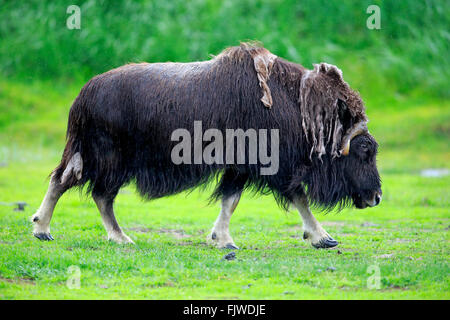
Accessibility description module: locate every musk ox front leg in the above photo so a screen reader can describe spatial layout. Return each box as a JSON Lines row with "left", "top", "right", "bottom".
{"left": 208, "top": 193, "right": 241, "bottom": 249}
{"left": 293, "top": 196, "right": 338, "bottom": 249}
{"left": 92, "top": 191, "right": 134, "bottom": 244}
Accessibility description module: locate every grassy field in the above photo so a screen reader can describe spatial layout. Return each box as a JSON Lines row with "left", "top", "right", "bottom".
{"left": 0, "top": 0, "right": 449, "bottom": 300}
{"left": 0, "top": 80, "right": 448, "bottom": 299}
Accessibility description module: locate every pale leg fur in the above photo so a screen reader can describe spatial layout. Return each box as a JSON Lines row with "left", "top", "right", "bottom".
{"left": 31, "top": 175, "right": 67, "bottom": 240}
{"left": 92, "top": 195, "right": 134, "bottom": 244}
{"left": 208, "top": 193, "right": 241, "bottom": 249}
{"left": 293, "top": 196, "right": 338, "bottom": 248}
{"left": 32, "top": 152, "right": 82, "bottom": 241}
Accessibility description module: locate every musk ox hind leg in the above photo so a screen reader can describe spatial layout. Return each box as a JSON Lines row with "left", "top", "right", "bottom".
{"left": 293, "top": 196, "right": 338, "bottom": 249}
{"left": 31, "top": 174, "right": 68, "bottom": 240}
{"left": 92, "top": 190, "right": 134, "bottom": 244}
{"left": 31, "top": 152, "right": 83, "bottom": 240}
{"left": 208, "top": 169, "right": 248, "bottom": 249}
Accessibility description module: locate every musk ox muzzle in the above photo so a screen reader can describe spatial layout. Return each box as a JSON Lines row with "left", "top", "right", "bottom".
{"left": 353, "top": 190, "right": 382, "bottom": 209}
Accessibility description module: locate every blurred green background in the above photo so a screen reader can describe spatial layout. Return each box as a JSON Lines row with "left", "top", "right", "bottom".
{"left": 1, "top": 0, "right": 449, "bottom": 96}
{"left": 0, "top": 0, "right": 448, "bottom": 299}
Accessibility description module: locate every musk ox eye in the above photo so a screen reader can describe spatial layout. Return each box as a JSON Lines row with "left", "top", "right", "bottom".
{"left": 354, "top": 144, "right": 370, "bottom": 160}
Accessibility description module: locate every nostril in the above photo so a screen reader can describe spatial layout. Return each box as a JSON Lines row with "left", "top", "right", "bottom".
{"left": 375, "top": 194, "right": 381, "bottom": 205}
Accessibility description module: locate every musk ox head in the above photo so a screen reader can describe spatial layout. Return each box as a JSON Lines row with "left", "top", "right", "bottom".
{"left": 343, "top": 133, "right": 382, "bottom": 209}
{"left": 295, "top": 61, "right": 382, "bottom": 210}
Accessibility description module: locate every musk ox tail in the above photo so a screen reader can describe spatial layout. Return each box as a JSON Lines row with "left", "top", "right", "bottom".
{"left": 51, "top": 93, "right": 86, "bottom": 188}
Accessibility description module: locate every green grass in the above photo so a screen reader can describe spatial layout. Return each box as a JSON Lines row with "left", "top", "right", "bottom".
{"left": 0, "top": 81, "right": 448, "bottom": 299}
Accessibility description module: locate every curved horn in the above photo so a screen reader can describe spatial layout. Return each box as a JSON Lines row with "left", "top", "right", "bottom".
{"left": 340, "top": 121, "right": 368, "bottom": 156}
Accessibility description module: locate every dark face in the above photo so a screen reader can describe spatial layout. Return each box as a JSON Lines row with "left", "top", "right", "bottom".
{"left": 344, "top": 134, "right": 382, "bottom": 209}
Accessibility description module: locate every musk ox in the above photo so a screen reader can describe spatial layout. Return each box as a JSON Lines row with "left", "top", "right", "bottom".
{"left": 32, "top": 43, "right": 381, "bottom": 249}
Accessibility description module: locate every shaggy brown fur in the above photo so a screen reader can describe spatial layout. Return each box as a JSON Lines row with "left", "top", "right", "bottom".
{"left": 50, "top": 42, "right": 380, "bottom": 210}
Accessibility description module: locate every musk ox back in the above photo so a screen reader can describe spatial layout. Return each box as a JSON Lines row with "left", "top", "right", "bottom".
{"left": 32, "top": 43, "right": 381, "bottom": 249}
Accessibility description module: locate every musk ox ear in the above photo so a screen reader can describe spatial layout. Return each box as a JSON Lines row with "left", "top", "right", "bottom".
{"left": 252, "top": 51, "right": 277, "bottom": 108}
{"left": 338, "top": 99, "right": 353, "bottom": 129}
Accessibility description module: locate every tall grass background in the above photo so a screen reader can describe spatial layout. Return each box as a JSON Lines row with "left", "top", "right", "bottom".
{"left": 0, "top": 0, "right": 448, "bottom": 102}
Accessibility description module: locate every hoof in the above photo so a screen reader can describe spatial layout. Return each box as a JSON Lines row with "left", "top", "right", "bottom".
{"left": 34, "top": 232, "right": 54, "bottom": 241}
{"left": 312, "top": 236, "right": 338, "bottom": 249}
{"left": 207, "top": 230, "right": 238, "bottom": 249}
{"left": 107, "top": 232, "right": 134, "bottom": 244}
